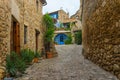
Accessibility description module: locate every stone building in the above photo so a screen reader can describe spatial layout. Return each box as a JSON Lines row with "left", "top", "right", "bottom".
{"left": 49, "top": 9, "right": 82, "bottom": 45}
{"left": 49, "top": 10, "right": 71, "bottom": 45}
{"left": 81, "top": 0, "right": 120, "bottom": 79}
{"left": 49, "top": 9, "right": 69, "bottom": 23}
{"left": 0, "top": 0, "right": 46, "bottom": 78}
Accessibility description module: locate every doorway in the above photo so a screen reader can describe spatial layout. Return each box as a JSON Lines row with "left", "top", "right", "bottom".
{"left": 54, "top": 34, "right": 68, "bottom": 45}
{"left": 35, "top": 29, "right": 40, "bottom": 52}
{"left": 11, "top": 16, "right": 20, "bottom": 54}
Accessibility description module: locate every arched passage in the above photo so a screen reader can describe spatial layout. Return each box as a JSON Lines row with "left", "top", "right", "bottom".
{"left": 54, "top": 33, "right": 68, "bottom": 45}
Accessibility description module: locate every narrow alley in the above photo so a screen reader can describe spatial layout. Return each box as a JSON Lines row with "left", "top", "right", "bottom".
{"left": 16, "top": 45, "right": 118, "bottom": 80}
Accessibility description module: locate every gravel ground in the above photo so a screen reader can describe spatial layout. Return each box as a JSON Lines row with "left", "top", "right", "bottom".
{"left": 16, "top": 45, "right": 118, "bottom": 80}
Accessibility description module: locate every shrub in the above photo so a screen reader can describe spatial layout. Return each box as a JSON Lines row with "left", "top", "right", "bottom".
{"left": 6, "top": 49, "right": 39, "bottom": 77}
{"left": 75, "top": 30, "right": 82, "bottom": 45}
{"left": 34, "top": 52, "right": 41, "bottom": 58}
{"left": 64, "top": 35, "right": 72, "bottom": 44}
{"left": 20, "top": 49, "right": 34, "bottom": 63}
{"left": 15, "top": 58, "right": 26, "bottom": 73}
{"left": 6, "top": 52, "right": 26, "bottom": 76}
{"left": 9, "top": 51, "right": 19, "bottom": 63}
{"left": 6, "top": 53, "right": 17, "bottom": 77}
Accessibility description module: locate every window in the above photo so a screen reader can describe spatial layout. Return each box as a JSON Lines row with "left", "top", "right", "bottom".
{"left": 54, "top": 14, "right": 57, "bottom": 19}
{"left": 24, "top": 25, "right": 27, "bottom": 44}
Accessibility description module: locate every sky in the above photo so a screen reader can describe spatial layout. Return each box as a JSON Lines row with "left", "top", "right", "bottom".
{"left": 42, "top": 0, "right": 80, "bottom": 17}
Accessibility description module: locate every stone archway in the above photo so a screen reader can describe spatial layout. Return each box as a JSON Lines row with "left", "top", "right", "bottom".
{"left": 54, "top": 33, "right": 68, "bottom": 45}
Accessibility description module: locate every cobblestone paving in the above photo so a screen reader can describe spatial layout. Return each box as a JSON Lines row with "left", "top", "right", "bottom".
{"left": 16, "top": 45, "right": 118, "bottom": 80}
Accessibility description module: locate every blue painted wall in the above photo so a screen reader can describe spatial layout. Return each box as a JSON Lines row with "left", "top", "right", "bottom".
{"left": 54, "top": 34, "right": 68, "bottom": 45}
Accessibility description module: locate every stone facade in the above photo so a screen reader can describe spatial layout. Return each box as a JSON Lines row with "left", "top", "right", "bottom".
{"left": 58, "top": 10, "right": 82, "bottom": 31}
{"left": 82, "top": 0, "right": 120, "bottom": 79}
{"left": 58, "top": 10, "right": 69, "bottom": 23}
{"left": 49, "top": 9, "right": 82, "bottom": 44}
{"left": 0, "top": 0, "right": 46, "bottom": 78}
{"left": 49, "top": 9, "right": 82, "bottom": 30}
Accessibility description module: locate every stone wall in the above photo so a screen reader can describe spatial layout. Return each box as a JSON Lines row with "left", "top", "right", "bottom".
{"left": 21, "top": 0, "right": 44, "bottom": 51}
{"left": 0, "top": 0, "right": 11, "bottom": 71}
{"left": 0, "top": 0, "right": 45, "bottom": 79}
{"left": 58, "top": 10, "right": 69, "bottom": 23}
{"left": 82, "top": 0, "right": 120, "bottom": 79}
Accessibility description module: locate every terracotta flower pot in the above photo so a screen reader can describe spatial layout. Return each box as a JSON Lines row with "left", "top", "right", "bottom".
{"left": 47, "top": 52, "right": 53, "bottom": 59}
{"left": 33, "top": 58, "right": 39, "bottom": 63}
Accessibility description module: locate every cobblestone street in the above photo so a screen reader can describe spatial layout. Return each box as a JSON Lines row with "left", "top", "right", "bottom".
{"left": 17, "top": 45, "right": 118, "bottom": 80}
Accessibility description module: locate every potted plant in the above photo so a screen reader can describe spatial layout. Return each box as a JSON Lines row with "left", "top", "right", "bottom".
{"left": 33, "top": 52, "right": 40, "bottom": 63}
{"left": 42, "top": 14, "right": 55, "bottom": 59}
{"left": 46, "top": 51, "right": 53, "bottom": 59}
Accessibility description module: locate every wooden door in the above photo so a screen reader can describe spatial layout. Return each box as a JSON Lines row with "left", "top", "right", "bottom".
{"left": 15, "top": 23, "right": 20, "bottom": 54}
{"left": 11, "top": 19, "right": 20, "bottom": 54}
